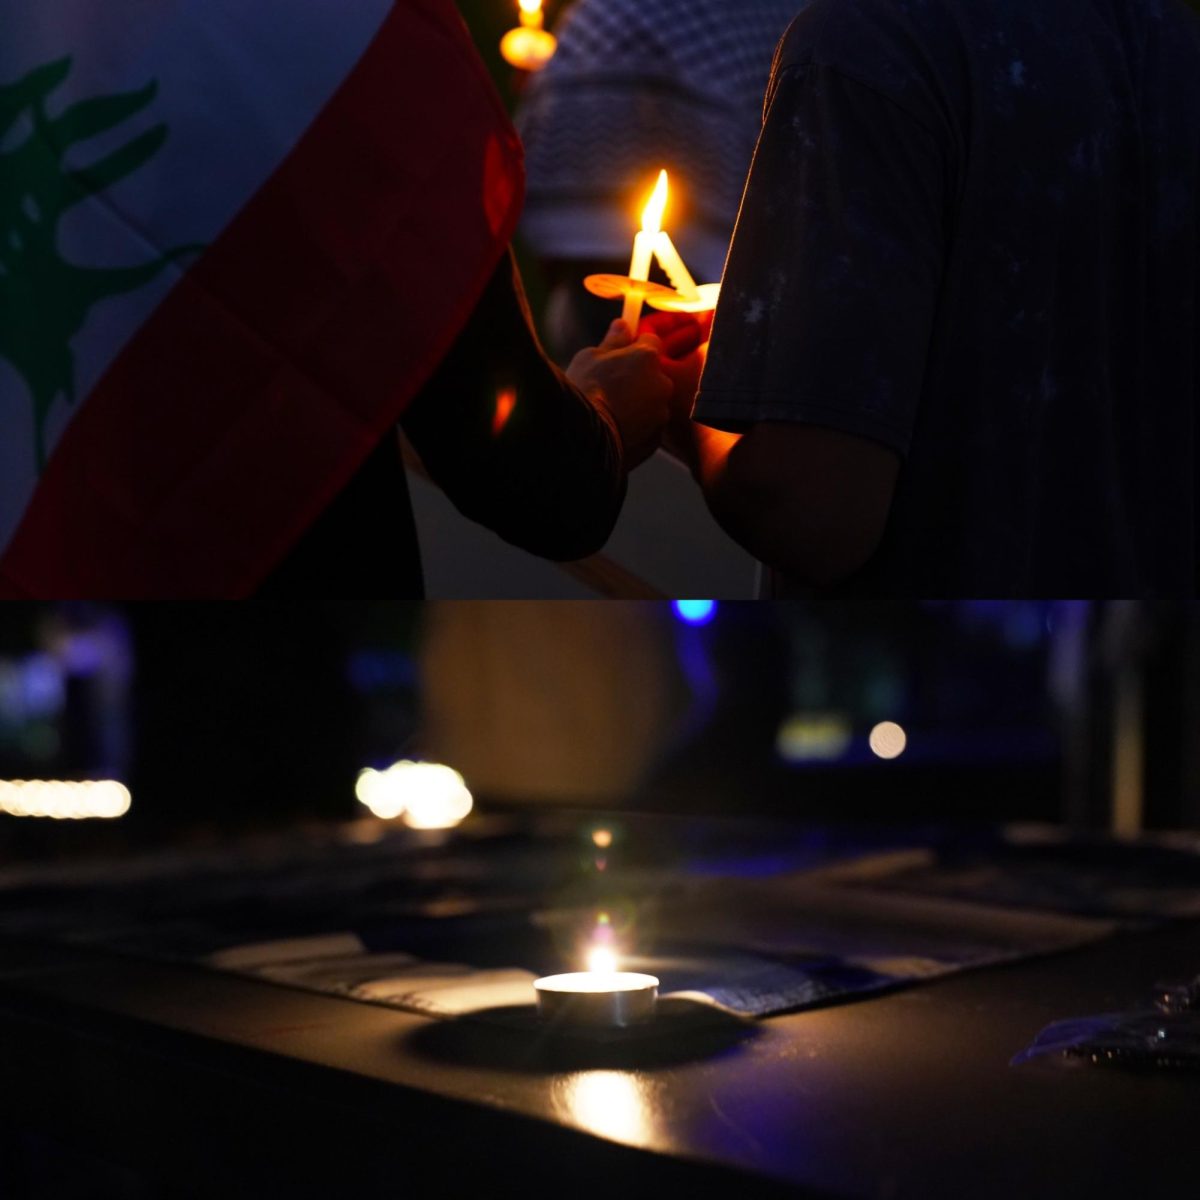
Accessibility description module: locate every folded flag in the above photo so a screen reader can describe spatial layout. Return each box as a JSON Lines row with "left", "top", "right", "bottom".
{"left": 0, "top": 0, "right": 524, "bottom": 597}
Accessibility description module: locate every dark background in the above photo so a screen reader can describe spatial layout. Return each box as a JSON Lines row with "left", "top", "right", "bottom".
{"left": 1, "top": 601, "right": 1196, "bottom": 862}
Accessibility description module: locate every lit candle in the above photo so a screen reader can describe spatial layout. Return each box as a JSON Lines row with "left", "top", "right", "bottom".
{"left": 585, "top": 170, "right": 719, "bottom": 319}
{"left": 535, "top": 970, "right": 659, "bottom": 1027}
{"left": 622, "top": 170, "right": 669, "bottom": 331}
{"left": 500, "top": 0, "right": 558, "bottom": 72}
{"left": 534, "top": 931, "right": 658, "bottom": 1027}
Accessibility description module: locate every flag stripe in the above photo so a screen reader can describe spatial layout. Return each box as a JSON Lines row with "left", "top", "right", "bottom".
{"left": 0, "top": 0, "right": 523, "bottom": 597}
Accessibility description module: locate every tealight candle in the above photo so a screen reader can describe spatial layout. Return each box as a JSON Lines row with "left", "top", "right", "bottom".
{"left": 535, "top": 970, "right": 659, "bottom": 1028}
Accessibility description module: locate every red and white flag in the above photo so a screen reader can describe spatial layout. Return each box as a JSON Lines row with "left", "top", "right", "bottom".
{"left": 0, "top": 0, "right": 523, "bottom": 597}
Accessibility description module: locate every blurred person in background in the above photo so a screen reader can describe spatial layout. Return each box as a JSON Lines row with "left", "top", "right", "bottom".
{"left": 516, "top": 0, "right": 800, "bottom": 361}
{"left": 419, "top": 602, "right": 689, "bottom": 805}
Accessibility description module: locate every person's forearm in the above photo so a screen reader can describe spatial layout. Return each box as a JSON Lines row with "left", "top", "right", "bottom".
{"left": 402, "top": 251, "right": 627, "bottom": 562}
{"left": 684, "top": 423, "right": 791, "bottom": 572}
{"left": 685, "top": 421, "right": 880, "bottom": 587}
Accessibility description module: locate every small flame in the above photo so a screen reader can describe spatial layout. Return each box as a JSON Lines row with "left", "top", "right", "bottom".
{"left": 518, "top": 0, "right": 544, "bottom": 26}
{"left": 587, "top": 945, "right": 618, "bottom": 974}
{"left": 492, "top": 387, "right": 517, "bottom": 437}
{"left": 641, "top": 170, "right": 669, "bottom": 236}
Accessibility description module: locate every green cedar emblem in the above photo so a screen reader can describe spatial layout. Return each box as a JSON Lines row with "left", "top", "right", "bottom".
{"left": 0, "top": 56, "right": 202, "bottom": 471}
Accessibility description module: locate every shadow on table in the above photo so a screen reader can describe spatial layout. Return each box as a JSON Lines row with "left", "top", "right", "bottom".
{"left": 402, "top": 995, "right": 760, "bottom": 1071}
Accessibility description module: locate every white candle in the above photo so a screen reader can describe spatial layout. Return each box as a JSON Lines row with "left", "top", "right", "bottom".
{"left": 622, "top": 170, "right": 669, "bottom": 331}
{"left": 534, "top": 929, "right": 658, "bottom": 1027}
{"left": 654, "top": 231, "right": 699, "bottom": 299}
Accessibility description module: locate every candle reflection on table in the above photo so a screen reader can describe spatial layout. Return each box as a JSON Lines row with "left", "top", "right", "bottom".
{"left": 555, "top": 1071, "right": 660, "bottom": 1146}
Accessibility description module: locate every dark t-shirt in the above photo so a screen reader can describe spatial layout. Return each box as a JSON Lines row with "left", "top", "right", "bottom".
{"left": 695, "top": 0, "right": 1200, "bottom": 596}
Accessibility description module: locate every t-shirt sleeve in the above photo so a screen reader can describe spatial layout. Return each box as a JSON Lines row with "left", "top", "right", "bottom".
{"left": 694, "top": 61, "right": 947, "bottom": 456}
{"left": 400, "top": 249, "right": 626, "bottom": 564}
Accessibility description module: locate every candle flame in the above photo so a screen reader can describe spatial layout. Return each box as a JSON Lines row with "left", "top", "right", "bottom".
{"left": 587, "top": 945, "right": 618, "bottom": 974}
{"left": 641, "top": 170, "right": 669, "bottom": 236}
{"left": 492, "top": 387, "right": 517, "bottom": 437}
{"left": 518, "top": 0, "right": 544, "bottom": 27}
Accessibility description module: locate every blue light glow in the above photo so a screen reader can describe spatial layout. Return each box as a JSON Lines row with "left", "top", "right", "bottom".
{"left": 672, "top": 600, "right": 718, "bottom": 626}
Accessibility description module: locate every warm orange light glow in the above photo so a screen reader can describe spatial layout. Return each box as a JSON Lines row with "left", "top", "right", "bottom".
{"left": 500, "top": 25, "right": 557, "bottom": 69}
{"left": 501, "top": 0, "right": 556, "bottom": 70}
{"left": 492, "top": 388, "right": 517, "bottom": 437}
{"left": 592, "top": 169, "right": 718, "bottom": 322}
{"left": 592, "top": 828, "right": 613, "bottom": 849}
{"left": 641, "top": 170, "right": 669, "bottom": 236}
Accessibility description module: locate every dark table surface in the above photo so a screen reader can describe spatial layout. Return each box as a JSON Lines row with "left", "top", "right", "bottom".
{"left": 2, "top": 914, "right": 1199, "bottom": 1198}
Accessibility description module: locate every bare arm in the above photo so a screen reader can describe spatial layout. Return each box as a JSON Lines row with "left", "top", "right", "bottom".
{"left": 653, "top": 316, "right": 901, "bottom": 586}
{"left": 402, "top": 250, "right": 668, "bottom": 562}
{"left": 679, "top": 419, "right": 901, "bottom": 587}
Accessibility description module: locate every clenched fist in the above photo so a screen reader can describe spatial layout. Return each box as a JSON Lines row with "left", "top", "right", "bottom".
{"left": 639, "top": 311, "right": 715, "bottom": 462}
{"left": 566, "top": 320, "right": 673, "bottom": 469}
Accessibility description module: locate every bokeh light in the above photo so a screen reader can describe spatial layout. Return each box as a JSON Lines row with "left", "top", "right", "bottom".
{"left": 869, "top": 722, "right": 908, "bottom": 760}
{"left": 672, "top": 600, "right": 717, "bottom": 626}
{"left": 0, "top": 779, "right": 131, "bottom": 820}
{"left": 776, "top": 714, "right": 853, "bottom": 763}
{"left": 492, "top": 388, "right": 518, "bottom": 438}
{"left": 355, "top": 761, "right": 474, "bottom": 829}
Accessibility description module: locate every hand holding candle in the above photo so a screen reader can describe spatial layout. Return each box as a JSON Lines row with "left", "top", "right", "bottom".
{"left": 565, "top": 319, "right": 673, "bottom": 469}
{"left": 643, "top": 310, "right": 717, "bottom": 465}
